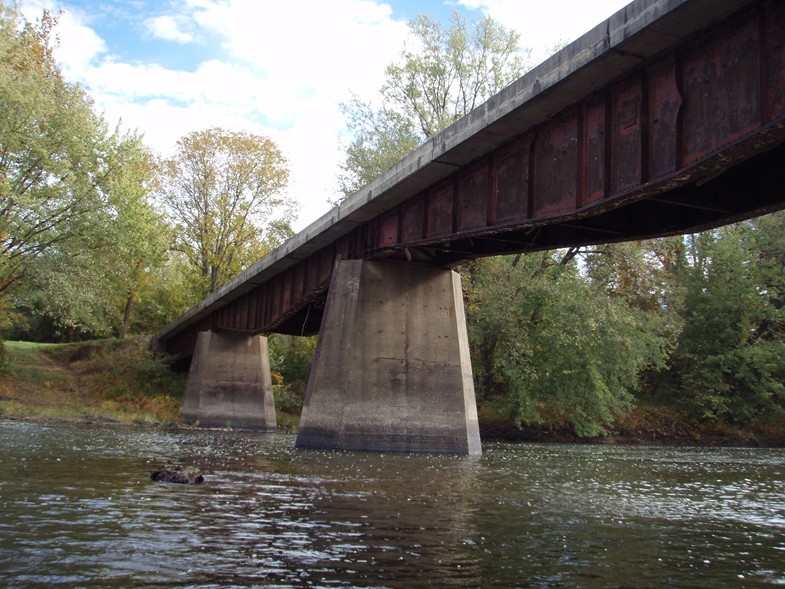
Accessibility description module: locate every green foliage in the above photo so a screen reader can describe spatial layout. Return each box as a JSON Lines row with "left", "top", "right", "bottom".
{"left": 0, "top": 5, "right": 111, "bottom": 295}
{"left": 1, "top": 5, "right": 171, "bottom": 340}
{"left": 267, "top": 334, "right": 316, "bottom": 425}
{"left": 98, "top": 134, "right": 172, "bottom": 337}
{"left": 4, "top": 133, "right": 169, "bottom": 341}
{"left": 129, "top": 251, "right": 202, "bottom": 332}
{"left": 668, "top": 215, "right": 785, "bottom": 423}
{"left": 386, "top": 11, "right": 529, "bottom": 137}
{"left": 337, "top": 97, "right": 421, "bottom": 198}
{"left": 269, "top": 333, "right": 316, "bottom": 394}
{"left": 273, "top": 385, "right": 303, "bottom": 415}
{"left": 157, "top": 127, "right": 296, "bottom": 296}
{"left": 466, "top": 252, "right": 670, "bottom": 437}
{"left": 464, "top": 220, "right": 785, "bottom": 437}
{"left": 338, "top": 10, "right": 529, "bottom": 197}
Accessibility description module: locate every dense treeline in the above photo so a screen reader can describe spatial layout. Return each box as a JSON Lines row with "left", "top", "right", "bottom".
{"left": 465, "top": 219, "right": 785, "bottom": 435}
{"left": 2, "top": 4, "right": 784, "bottom": 438}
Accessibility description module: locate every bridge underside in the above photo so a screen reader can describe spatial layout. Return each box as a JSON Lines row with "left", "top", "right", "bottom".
{"left": 280, "top": 139, "right": 785, "bottom": 337}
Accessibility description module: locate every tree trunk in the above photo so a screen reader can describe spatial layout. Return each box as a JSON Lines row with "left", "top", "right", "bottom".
{"left": 121, "top": 294, "right": 134, "bottom": 339}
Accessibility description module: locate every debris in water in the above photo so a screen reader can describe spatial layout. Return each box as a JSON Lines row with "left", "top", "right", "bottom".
{"left": 150, "top": 466, "right": 204, "bottom": 484}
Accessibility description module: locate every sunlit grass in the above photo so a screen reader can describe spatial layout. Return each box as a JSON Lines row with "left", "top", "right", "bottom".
{"left": 0, "top": 337, "right": 186, "bottom": 425}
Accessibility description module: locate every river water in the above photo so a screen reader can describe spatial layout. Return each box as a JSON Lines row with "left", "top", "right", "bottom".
{"left": 0, "top": 420, "right": 784, "bottom": 588}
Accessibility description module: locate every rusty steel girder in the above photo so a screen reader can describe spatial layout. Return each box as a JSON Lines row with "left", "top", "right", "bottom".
{"left": 160, "top": 0, "right": 785, "bottom": 359}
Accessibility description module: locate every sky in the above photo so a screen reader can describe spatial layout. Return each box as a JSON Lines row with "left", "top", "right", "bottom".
{"left": 19, "top": 0, "right": 631, "bottom": 230}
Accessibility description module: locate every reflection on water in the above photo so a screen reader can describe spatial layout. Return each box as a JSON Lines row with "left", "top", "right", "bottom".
{"left": 0, "top": 420, "right": 783, "bottom": 588}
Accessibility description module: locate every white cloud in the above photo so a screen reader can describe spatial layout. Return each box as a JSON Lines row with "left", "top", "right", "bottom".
{"left": 40, "top": 0, "right": 410, "bottom": 229}
{"left": 193, "top": 0, "right": 408, "bottom": 102}
{"left": 145, "top": 14, "right": 194, "bottom": 44}
{"left": 458, "top": 0, "right": 631, "bottom": 63}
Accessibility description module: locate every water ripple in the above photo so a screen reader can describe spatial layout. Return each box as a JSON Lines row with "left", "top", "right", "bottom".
{"left": 1, "top": 421, "right": 784, "bottom": 587}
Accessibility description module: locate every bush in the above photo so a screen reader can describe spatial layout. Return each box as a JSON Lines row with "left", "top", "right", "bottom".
{"left": 268, "top": 334, "right": 316, "bottom": 394}
{"left": 274, "top": 384, "right": 304, "bottom": 415}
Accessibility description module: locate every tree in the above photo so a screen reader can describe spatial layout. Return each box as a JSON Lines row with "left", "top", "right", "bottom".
{"left": 337, "top": 99, "right": 421, "bottom": 199}
{"left": 129, "top": 251, "right": 200, "bottom": 333}
{"left": 668, "top": 214, "right": 785, "bottom": 423}
{"left": 158, "top": 128, "right": 295, "bottom": 296}
{"left": 104, "top": 135, "right": 171, "bottom": 337}
{"left": 338, "top": 10, "right": 529, "bottom": 196}
{"left": 1, "top": 5, "right": 175, "bottom": 341}
{"left": 466, "top": 252, "right": 670, "bottom": 437}
{"left": 0, "top": 5, "right": 114, "bottom": 296}
{"left": 6, "top": 132, "right": 171, "bottom": 341}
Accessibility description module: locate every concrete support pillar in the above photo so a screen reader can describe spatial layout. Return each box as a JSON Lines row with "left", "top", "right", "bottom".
{"left": 180, "top": 331, "right": 276, "bottom": 430}
{"left": 296, "top": 260, "right": 481, "bottom": 455}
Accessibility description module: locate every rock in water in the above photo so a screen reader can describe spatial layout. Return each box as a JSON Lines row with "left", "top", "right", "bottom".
{"left": 150, "top": 466, "right": 204, "bottom": 484}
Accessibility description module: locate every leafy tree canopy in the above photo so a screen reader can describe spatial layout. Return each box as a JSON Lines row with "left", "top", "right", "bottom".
{"left": 0, "top": 4, "right": 115, "bottom": 296}
{"left": 1, "top": 5, "right": 170, "bottom": 340}
{"left": 467, "top": 251, "right": 670, "bottom": 437}
{"left": 669, "top": 215, "right": 785, "bottom": 423}
{"left": 157, "top": 127, "right": 296, "bottom": 297}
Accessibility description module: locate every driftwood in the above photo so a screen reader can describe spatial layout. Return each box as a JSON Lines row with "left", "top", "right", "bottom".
{"left": 150, "top": 466, "right": 204, "bottom": 484}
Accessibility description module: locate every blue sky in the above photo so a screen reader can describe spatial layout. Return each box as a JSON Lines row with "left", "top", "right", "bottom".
{"left": 20, "top": 0, "right": 630, "bottom": 229}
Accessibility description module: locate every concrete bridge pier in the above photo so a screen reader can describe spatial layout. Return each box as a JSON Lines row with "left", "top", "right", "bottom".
{"left": 296, "top": 260, "right": 481, "bottom": 455}
{"left": 179, "top": 331, "right": 277, "bottom": 430}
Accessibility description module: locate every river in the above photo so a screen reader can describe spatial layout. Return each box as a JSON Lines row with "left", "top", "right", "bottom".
{"left": 0, "top": 419, "right": 783, "bottom": 588}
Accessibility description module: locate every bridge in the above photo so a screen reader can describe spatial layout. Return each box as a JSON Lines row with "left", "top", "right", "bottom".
{"left": 157, "top": 0, "right": 785, "bottom": 454}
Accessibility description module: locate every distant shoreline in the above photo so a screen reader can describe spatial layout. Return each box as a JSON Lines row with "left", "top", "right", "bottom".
{"left": 2, "top": 338, "right": 783, "bottom": 448}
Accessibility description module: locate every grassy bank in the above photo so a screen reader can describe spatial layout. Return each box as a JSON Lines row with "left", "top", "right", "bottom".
{"left": 0, "top": 338, "right": 186, "bottom": 425}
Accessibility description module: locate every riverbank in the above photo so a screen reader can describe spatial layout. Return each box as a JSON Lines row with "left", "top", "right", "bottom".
{"left": 479, "top": 405, "right": 785, "bottom": 447}
{"left": 2, "top": 338, "right": 783, "bottom": 446}
{"left": 0, "top": 338, "right": 307, "bottom": 429}
{"left": 0, "top": 338, "right": 185, "bottom": 425}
